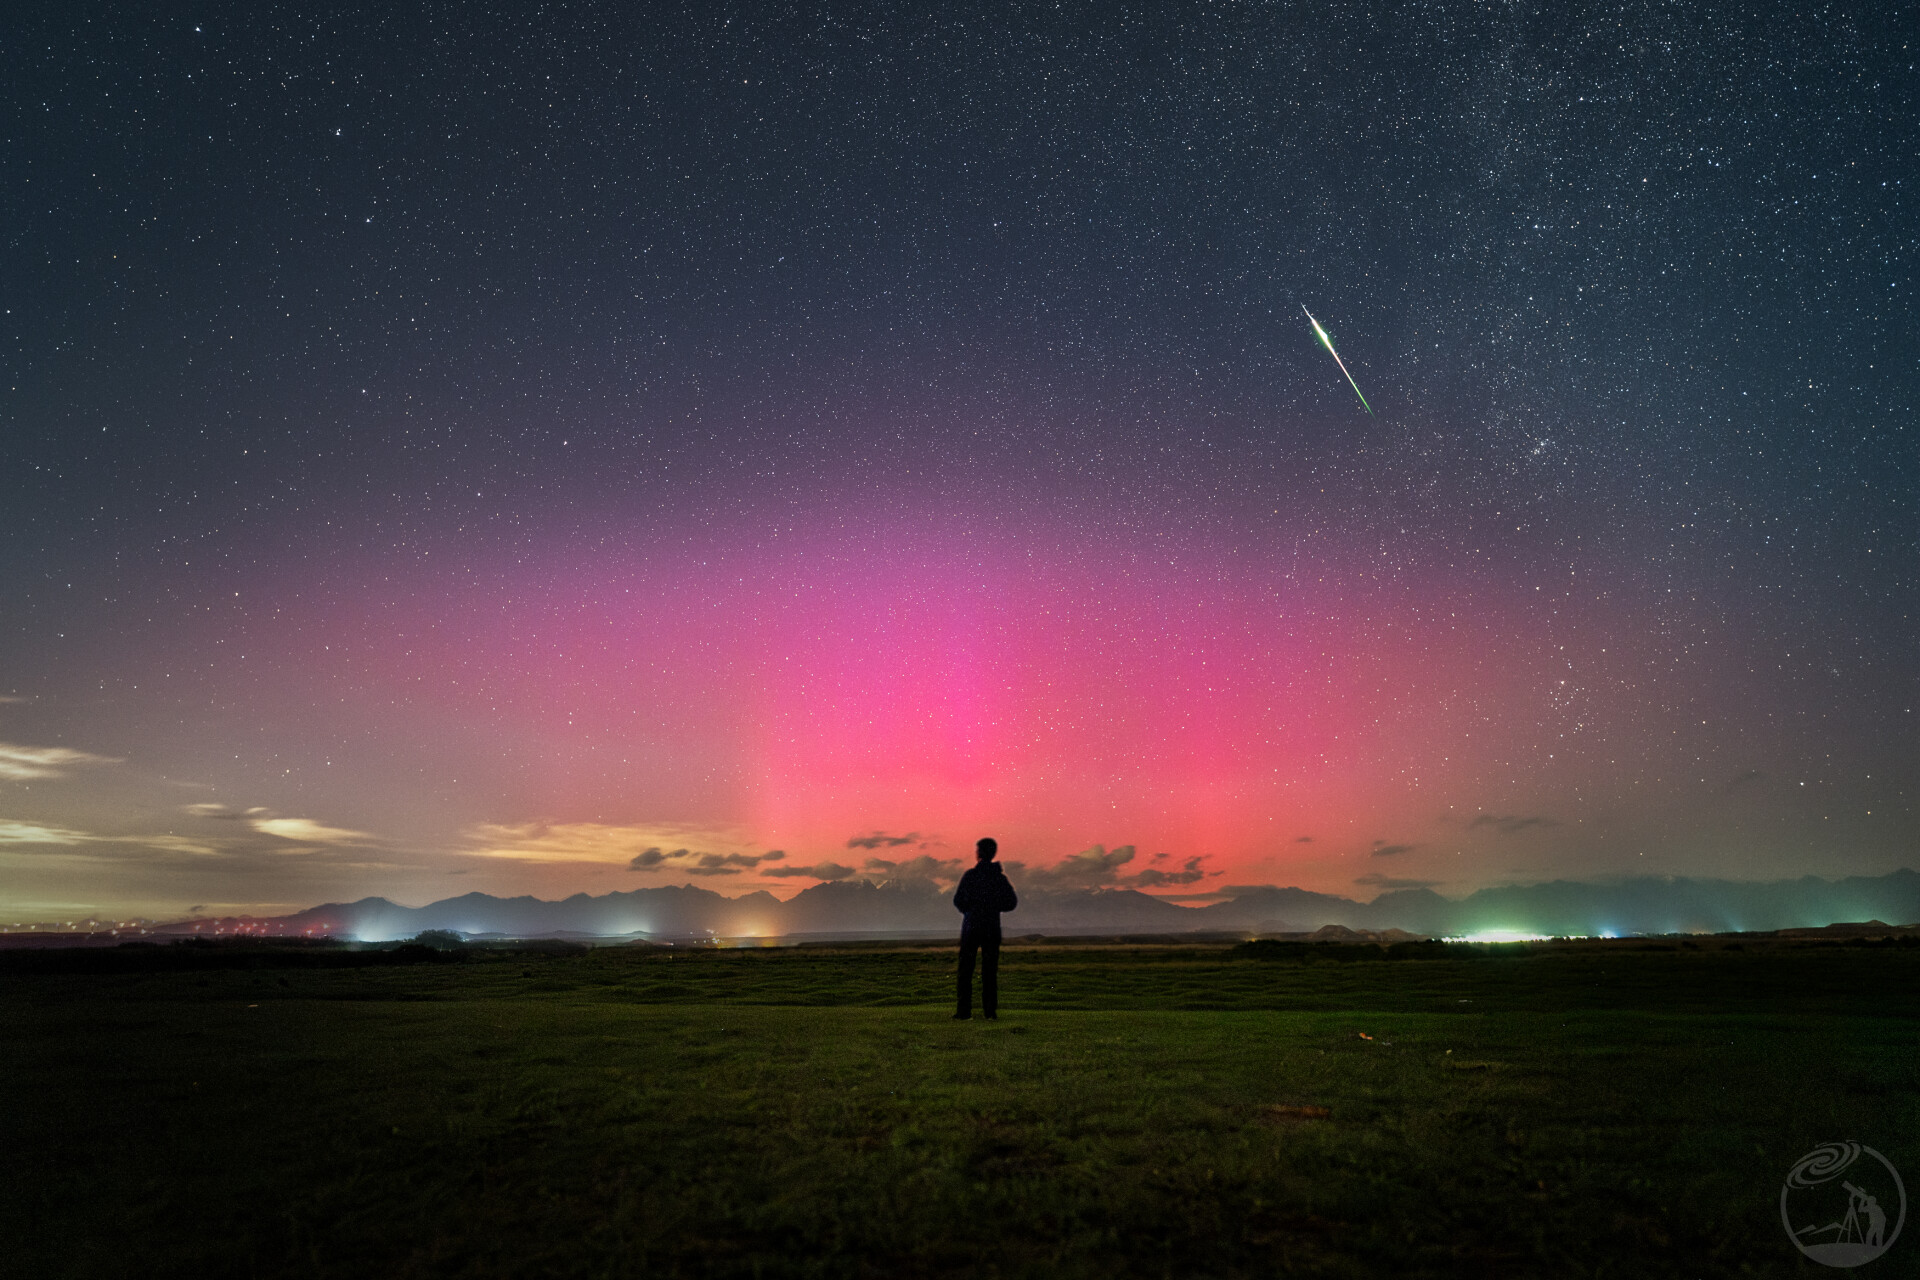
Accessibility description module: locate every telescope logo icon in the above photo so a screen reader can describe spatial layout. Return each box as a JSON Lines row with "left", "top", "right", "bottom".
{"left": 1781, "top": 1142, "right": 1905, "bottom": 1268}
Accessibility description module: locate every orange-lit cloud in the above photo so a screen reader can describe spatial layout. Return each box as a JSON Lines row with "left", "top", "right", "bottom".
{"left": 463, "top": 821, "right": 779, "bottom": 870}
{"left": 0, "top": 742, "right": 123, "bottom": 781}
{"left": 0, "top": 818, "right": 219, "bottom": 858}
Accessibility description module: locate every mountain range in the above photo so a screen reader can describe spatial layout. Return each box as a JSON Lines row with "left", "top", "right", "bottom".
{"left": 176, "top": 868, "right": 1920, "bottom": 942}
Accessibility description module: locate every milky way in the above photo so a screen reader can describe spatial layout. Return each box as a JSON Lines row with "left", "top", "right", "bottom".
{"left": 3, "top": 1, "right": 1913, "bottom": 916}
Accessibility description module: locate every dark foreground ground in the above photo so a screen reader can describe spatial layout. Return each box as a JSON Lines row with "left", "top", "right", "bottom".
{"left": 4, "top": 940, "right": 1915, "bottom": 1278}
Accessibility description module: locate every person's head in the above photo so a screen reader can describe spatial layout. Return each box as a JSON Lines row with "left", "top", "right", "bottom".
{"left": 975, "top": 837, "right": 998, "bottom": 862}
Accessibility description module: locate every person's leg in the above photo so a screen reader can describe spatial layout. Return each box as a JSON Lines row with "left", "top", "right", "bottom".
{"left": 981, "top": 936, "right": 1000, "bottom": 1018}
{"left": 955, "top": 935, "right": 977, "bottom": 1018}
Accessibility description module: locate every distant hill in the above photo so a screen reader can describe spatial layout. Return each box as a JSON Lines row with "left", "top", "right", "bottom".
{"left": 1194, "top": 871, "right": 1920, "bottom": 939}
{"left": 148, "top": 868, "right": 1920, "bottom": 942}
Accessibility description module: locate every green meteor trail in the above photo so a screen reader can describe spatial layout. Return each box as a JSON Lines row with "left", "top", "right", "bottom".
{"left": 1302, "top": 306, "right": 1373, "bottom": 415}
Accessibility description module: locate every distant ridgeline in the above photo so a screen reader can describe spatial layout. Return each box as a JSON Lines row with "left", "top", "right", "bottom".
{"left": 153, "top": 869, "right": 1920, "bottom": 942}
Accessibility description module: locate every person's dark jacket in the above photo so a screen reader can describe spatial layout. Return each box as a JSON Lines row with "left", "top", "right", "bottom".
{"left": 953, "top": 862, "right": 1018, "bottom": 937}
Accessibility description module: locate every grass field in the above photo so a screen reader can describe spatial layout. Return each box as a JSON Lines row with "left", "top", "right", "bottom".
{"left": 4, "top": 941, "right": 1915, "bottom": 1277}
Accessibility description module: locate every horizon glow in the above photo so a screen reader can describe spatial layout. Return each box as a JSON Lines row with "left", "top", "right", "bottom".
{"left": 2, "top": 489, "right": 1908, "bottom": 920}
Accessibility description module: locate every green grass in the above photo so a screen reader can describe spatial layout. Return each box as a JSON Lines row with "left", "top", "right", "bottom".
{"left": 4, "top": 944, "right": 1915, "bottom": 1277}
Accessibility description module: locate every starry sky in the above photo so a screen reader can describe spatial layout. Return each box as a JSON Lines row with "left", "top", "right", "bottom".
{"left": 4, "top": 0, "right": 1914, "bottom": 919}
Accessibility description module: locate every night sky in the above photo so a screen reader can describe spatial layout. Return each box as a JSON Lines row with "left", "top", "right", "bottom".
{"left": 5, "top": 1, "right": 1914, "bottom": 919}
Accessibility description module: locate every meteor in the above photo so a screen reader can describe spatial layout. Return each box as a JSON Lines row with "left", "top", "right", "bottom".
{"left": 1302, "top": 306, "right": 1373, "bottom": 415}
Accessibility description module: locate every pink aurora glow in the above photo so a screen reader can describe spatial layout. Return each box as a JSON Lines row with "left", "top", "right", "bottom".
{"left": 268, "top": 508, "right": 1667, "bottom": 887}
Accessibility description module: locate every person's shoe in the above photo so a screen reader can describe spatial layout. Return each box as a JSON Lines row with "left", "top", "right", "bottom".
{"left": 952, "top": 1013, "right": 971, "bottom": 1020}
{"left": 984, "top": 1014, "right": 997, "bottom": 1020}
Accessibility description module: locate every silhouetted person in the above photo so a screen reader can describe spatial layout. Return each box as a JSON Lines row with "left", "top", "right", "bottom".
{"left": 1845, "top": 1183, "right": 1887, "bottom": 1248}
{"left": 953, "top": 837, "right": 1017, "bottom": 1019}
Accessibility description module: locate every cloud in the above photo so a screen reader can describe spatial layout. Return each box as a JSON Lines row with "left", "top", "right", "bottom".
{"left": 128, "top": 834, "right": 224, "bottom": 856}
{"left": 1063, "top": 843, "right": 1138, "bottom": 875}
{"left": 0, "top": 742, "right": 123, "bottom": 781}
{"left": 763, "top": 861, "right": 857, "bottom": 881}
{"left": 185, "top": 804, "right": 371, "bottom": 846}
{"left": 471, "top": 822, "right": 633, "bottom": 864}
{"left": 0, "top": 819, "right": 218, "bottom": 858}
{"left": 1012, "top": 844, "right": 1219, "bottom": 891}
{"left": 625, "top": 846, "right": 787, "bottom": 873}
{"left": 1354, "top": 873, "right": 1440, "bottom": 890}
{"left": 183, "top": 803, "right": 271, "bottom": 820}
{"left": 1466, "top": 814, "right": 1559, "bottom": 836}
{"left": 0, "top": 820, "right": 90, "bottom": 845}
{"left": 1370, "top": 842, "right": 1418, "bottom": 858}
{"left": 1013, "top": 843, "right": 1138, "bottom": 889}
{"left": 847, "top": 830, "right": 928, "bottom": 850}
{"left": 251, "top": 817, "right": 371, "bottom": 845}
{"left": 0, "top": 695, "right": 30, "bottom": 704}
{"left": 1294, "top": 836, "right": 1314, "bottom": 843}
{"left": 464, "top": 822, "right": 772, "bottom": 869}
{"left": 688, "top": 851, "right": 783, "bottom": 876}
{"left": 1127, "top": 856, "right": 1211, "bottom": 888}
{"left": 861, "top": 854, "right": 964, "bottom": 883}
